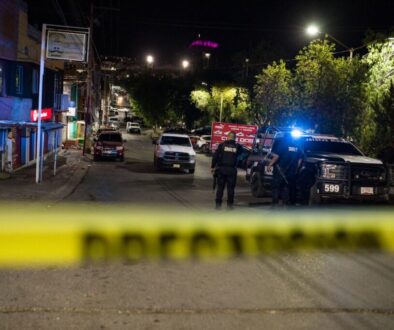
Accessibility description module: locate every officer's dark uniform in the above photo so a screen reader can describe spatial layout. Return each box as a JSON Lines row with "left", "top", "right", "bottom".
{"left": 211, "top": 137, "right": 242, "bottom": 208}
{"left": 270, "top": 137, "right": 303, "bottom": 205}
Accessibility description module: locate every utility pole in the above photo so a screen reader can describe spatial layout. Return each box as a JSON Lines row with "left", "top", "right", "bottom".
{"left": 219, "top": 93, "right": 224, "bottom": 122}
{"left": 83, "top": 2, "right": 94, "bottom": 156}
{"left": 36, "top": 24, "right": 47, "bottom": 183}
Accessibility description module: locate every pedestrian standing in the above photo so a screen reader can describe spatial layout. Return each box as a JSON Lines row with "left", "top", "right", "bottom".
{"left": 211, "top": 131, "right": 243, "bottom": 209}
{"left": 268, "top": 133, "right": 303, "bottom": 206}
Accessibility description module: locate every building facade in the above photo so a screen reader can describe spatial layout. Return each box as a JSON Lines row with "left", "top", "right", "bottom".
{"left": 0, "top": 0, "right": 64, "bottom": 172}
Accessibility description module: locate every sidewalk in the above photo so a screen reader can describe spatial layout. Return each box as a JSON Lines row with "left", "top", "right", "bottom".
{"left": 0, "top": 149, "right": 91, "bottom": 202}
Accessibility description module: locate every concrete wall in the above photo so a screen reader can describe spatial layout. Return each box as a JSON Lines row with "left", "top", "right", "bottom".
{"left": 0, "top": 0, "right": 19, "bottom": 61}
{"left": 16, "top": 2, "right": 63, "bottom": 71}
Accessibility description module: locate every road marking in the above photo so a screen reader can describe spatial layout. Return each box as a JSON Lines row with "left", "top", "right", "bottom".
{"left": 0, "top": 307, "right": 393, "bottom": 315}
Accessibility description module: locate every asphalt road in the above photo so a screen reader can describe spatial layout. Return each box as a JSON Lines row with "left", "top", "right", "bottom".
{"left": 1, "top": 131, "right": 393, "bottom": 329}
{"left": 65, "top": 130, "right": 267, "bottom": 208}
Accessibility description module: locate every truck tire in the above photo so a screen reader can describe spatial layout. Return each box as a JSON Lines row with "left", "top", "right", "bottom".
{"left": 188, "top": 168, "right": 195, "bottom": 174}
{"left": 251, "top": 171, "right": 265, "bottom": 198}
{"left": 308, "top": 183, "right": 321, "bottom": 206}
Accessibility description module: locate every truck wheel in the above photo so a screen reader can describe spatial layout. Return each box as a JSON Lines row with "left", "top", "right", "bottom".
{"left": 188, "top": 168, "right": 195, "bottom": 174}
{"left": 251, "top": 172, "right": 265, "bottom": 197}
{"left": 308, "top": 183, "right": 321, "bottom": 206}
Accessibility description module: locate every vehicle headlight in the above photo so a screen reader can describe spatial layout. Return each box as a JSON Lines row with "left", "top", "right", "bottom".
{"left": 190, "top": 155, "right": 196, "bottom": 161}
{"left": 96, "top": 145, "right": 102, "bottom": 150}
{"left": 116, "top": 146, "right": 124, "bottom": 151}
{"left": 320, "top": 163, "right": 346, "bottom": 179}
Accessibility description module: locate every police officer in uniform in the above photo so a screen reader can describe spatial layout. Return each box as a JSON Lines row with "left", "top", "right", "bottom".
{"left": 211, "top": 131, "right": 243, "bottom": 209}
{"left": 268, "top": 133, "right": 303, "bottom": 206}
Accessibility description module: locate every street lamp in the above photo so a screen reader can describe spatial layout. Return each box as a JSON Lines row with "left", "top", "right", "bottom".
{"left": 204, "top": 52, "right": 211, "bottom": 68}
{"left": 305, "top": 24, "right": 353, "bottom": 58}
{"left": 306, "top": 24, "right": 320, "bottom": 37}
{"left": 181, "top": 59, "right": 190, "bottom": 69}
{"left": 245, "top": 58, "right": 250, "bottom": 78}
{"left": 146, "top": 55, "right": 154, "bottom": 68}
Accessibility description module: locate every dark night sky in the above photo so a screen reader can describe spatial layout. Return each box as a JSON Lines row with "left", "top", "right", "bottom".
{"left": 26, "top": 0, "right": 394, "bottom": 65}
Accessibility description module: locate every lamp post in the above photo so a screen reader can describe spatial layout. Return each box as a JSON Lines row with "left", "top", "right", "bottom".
{"left": 245, "top": 58, "right": 250, "bottom": 79}
{"left": 306, "top": 24, "right": 353, "bottom": 58}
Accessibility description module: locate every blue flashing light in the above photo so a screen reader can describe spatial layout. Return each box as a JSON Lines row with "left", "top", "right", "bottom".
{"left": 291, "top": 129, "right": 302, "bottom": 138}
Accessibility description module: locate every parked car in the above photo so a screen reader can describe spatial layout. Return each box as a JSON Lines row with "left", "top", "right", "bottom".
{"left": 94, "top": 127, "right": 117, "bottom": 137}
{"left": 93, "top": 131, "right": 125, "bottom": 161}
{"left": 189, "top": 135, "right": 200, "bottom": 148}
{"left": 108, "top": 117, "right": 120, "bottom": 130}
{"left": 192, "top": 126, "right": 211, "bottom": 136}
{"left": 196, "top": 135, "right": 211, "bottom": 153}
{"left": 126, "top": 122, "right": 141, "bottom": 134}
{"left": 153, "top": 133, "right": 196, "bottom": 173}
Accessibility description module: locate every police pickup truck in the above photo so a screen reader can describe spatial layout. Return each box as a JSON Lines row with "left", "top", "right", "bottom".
{"left": 245, "top": 127, "right": 391, "bottom": 204}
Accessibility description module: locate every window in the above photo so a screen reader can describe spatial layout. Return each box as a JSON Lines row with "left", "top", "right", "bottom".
{"left": 0, "top": 64, "right": 3, "bottom": 96}
{"left": 302, "top": 139, "right": 363, "bottom": 156}
{"left": 15, "top": 65, "right": 23, "bottom": 94}
{"left": 99, "top": 133, "right": 122, "bottom": 142}
{"left": 32, "top": 69, "right": 38, "bottom": 94}
{"left": 160, "top": 136, "right": 191, "bottom": 147}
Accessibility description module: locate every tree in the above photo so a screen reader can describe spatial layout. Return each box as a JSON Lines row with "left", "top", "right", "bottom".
{"left": 294, "top": 39, "right": 368, "bottom": 137}
{"left": 294, "top": 39, "right": 342, "bottom": 133}
{"left": 253, "top": 60, "right": 293, "bottom": 125}
{"left": 364, "top": 39, "right": 394, "bottom": 101}
{"left": 166, "top": 76, "right": 202, "bottom": 129}
{"left": 360, "top": 38, "right": 394, "bottom": 153}
{"left": 190, "top": 84, "right": 250, "bottom": 123}
{"left": 231, "top": 40, "right": 287, "bottom": 89}
{"left": 124, "top": 73, "right": 175, "bottom": 127}
{"left": 377, "top": 81, "right": 394, "bottom": 143}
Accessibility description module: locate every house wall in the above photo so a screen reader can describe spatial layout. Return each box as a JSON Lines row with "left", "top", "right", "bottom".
{"left": 0, "top": 0, "right": 19, "bottom": 61}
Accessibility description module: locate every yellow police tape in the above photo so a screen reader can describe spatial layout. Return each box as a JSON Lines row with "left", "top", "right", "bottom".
{"left": 0, "top": 205, "right": 393, "bottom": 267}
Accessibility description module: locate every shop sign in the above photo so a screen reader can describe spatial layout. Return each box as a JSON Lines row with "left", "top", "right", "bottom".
{"left": 30, "top": 108, "right": 53, "bottom": 122}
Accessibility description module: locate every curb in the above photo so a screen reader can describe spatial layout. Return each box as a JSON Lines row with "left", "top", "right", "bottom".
{"left": 52, "top": 159, "right": 92, "bottom": 203}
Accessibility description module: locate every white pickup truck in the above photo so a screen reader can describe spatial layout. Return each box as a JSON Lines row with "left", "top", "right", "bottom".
{"left": 153, "top": 133, "right": 196, "bottom": 174}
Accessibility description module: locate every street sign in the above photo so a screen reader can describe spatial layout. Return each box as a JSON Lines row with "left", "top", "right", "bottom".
{"left": 36, "top": 24, "right": 90, "bottom": 184}
{"left": 211, "top": 122, "right": 258, "bottom": 152}
{"left": 30, "top": 108, "right": 52, "bottom": 122}
{"left": 46, "top": 29, "right": 89, "bottom": 62}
